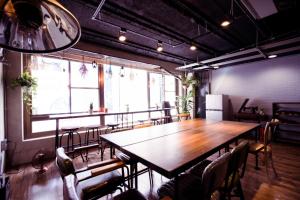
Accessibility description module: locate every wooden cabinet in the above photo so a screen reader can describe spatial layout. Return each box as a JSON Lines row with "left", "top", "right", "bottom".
{"left": 273, "top": 102, "right": 300, "bottom": 143}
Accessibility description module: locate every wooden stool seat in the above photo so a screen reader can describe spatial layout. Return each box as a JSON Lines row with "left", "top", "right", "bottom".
{"left": 60, "top": 126, "right": 81, "bottom": 154}
{"left": 107, "top": 123, "right": 119, "bottom": 130}
{"left": 150, "top": 118, "right": 160, "bottom": 125}
{"left": 61, "top": 126, "right": 79, "bottom": 131}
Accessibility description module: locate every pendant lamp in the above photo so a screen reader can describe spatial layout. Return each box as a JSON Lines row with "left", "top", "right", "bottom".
{"left": 0, "top": 0, "right": 81, "bottom": 53}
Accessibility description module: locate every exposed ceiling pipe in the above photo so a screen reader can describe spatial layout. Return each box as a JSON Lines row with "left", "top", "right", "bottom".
{"left": 92, "top": 0, "right": 106, "bottom": 20}
{"left": 81, "top": 27, "right": 194, "bottom": 64}
{"left": 163, "top": 0, "right": 244, "bottom": 47}
{"left": 96, "top": 1, "right": 218, "bottom": 55}
{"left": 235, "top": 0, "right": 268, "bottom": 38}
{"left": 176, "top": 35, "right": 300, "bottom": 71}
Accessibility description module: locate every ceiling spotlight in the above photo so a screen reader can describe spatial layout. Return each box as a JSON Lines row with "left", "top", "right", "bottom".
{"left": 213, "top": 66, "right": 219, "bottom": 69}
{"left": 190, "top": 45, "right": 197, "bottom": 51}
{"left": 119, "top": 28, "right": 127, "bottom": 42}
{"left": 157, "top": 41, "right": 163, "bottom": 52}
{"left": 221, "top": 20, "right": 231, "bottom": 27}
{"left": 268, "top": 54, "right": 277, "bottom": 59}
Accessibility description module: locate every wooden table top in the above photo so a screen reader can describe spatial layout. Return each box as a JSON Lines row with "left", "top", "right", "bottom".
{"left": 101, "top": 119, "right": 218, "bottom": 147}
{"left": 101, "top": 119, "right": 259, "bottom": 178}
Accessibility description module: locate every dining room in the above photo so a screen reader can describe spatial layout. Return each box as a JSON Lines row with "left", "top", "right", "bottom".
{"left": 0, "top": 0, "right": 300, "bottom": 200}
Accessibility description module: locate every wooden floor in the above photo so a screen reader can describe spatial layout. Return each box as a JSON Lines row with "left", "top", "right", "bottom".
{"left": 7, "top": 142, "right": 300, "bottom": 200}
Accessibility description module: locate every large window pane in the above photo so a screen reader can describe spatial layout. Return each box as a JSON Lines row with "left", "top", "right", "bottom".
{"left": 104, "top": 65, "right": 148, "bottom": 112}
{"left": 164, "top": 75, "right": 176, "bottom": 106}
{"left": 70, "top": 61, "right": 98, "bottom": 88}
{"left": 32, "top": 56, "right": 69, "bottom": 115}
{"left": 149, "top": 73, "right": 163, "bottom": 108}
{"left": 71, "top": 89, "right": 99, "bottom": 112}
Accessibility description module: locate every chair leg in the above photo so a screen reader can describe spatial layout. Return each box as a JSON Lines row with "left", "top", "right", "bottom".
{"left": 255, "top": 153, "right": 260, "bottom": 170}
{"left": 269, "top": 152, "right": 278, "bottom": 177}
{"left": 265, "top": 152, "right": 269, "bottom": 177}
{"left": 148, "top": 169, "right": 153, "bottom": 188}
{"left": 236, "top": 180, "right": 245, "bottom": 200}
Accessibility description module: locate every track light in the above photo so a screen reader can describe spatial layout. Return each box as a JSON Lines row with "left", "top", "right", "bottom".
{"left": 221, "top": 20, "right": 230, "bottom": 27}
{"left": 119, "top": 28, "right": 127, "bottom": 42}
{"left": 190, "top": 45, "right": 197, "bottom": 51}
{"left": 268, "top": 54, "right": 277, "bottom": 59}
{"left": 157, "top": 41, "right": 163, "bottom": 52}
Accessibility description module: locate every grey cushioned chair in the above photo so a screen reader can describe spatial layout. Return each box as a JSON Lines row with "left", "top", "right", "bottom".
{"left": 157, "top": 152, "right": 231, "bottom": 200}
{"left": 64, "top": 174, "right": 146, "bottom": 200}
{"left": 188, "top": 141, "right": 249, "bottom": 200}
{"left": 56, "top": 147, "right": 129, "bottom": 200}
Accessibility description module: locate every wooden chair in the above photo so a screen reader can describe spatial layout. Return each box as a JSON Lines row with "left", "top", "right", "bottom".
{"left": 249, "top": 121, "right": 278, "bottom": 177}
{"left": 161, "top": 101, "right": 173, "bottom": 124}
{"left": 56, "top": 148, "right": 129, "bottom": 200}
{"left": 157, "top": 152, "right": 231, "bottom": 200}
{"left": 188, "top": 141, "right": 249, "bottom": 200}
{"left": 223, "top": 141, "right": 249, "bottom": 200}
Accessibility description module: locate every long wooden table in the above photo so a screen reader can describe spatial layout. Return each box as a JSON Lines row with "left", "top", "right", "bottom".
{"left": 100, "top": 119, "right": 259, "bottom": 191}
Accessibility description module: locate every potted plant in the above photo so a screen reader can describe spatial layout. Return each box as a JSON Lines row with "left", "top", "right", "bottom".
{"left": 12, "top": 71, "right": 37, "bottom": 110}
{"left": 176, "top": 90, "right": 194, "bottom": 115}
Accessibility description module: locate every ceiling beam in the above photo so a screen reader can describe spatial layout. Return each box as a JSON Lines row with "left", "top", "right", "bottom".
{"left": 163, "top": 0, "right": 246, "bottom": 48}
{"left": 101, "top": 1, "right": 218, "bottom": 56}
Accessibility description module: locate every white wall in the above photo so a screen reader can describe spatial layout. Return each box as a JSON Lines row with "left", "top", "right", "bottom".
{"left": 211, "top": 54, "right": 300, "bottom": 116}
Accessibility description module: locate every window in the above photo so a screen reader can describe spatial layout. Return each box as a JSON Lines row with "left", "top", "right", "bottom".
{"left": 104, "top": 65, "right": 148, "bottom": 122}
{"left": 70, "top": 61, "right": 99, "bottom": 113}
{"left": 30, "top": 56, "right": 100, "bottom": 134}
{"left": 31, "top": 56, "right": 69, "bottom": 115}
{"left": 149, "top": 73, "right": 163, "bottom": 108}
{"left": 164, "top": 75, "right": 176, "bottom": 106}
{"left": 27, "top": 55, "right": 180, "bottom": 137}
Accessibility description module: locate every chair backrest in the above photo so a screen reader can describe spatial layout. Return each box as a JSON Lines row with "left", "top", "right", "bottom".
{"left": 263, "top": 122, "right": 274, "bottom": 146}
{"left": 162, "top": 101, "right": 172, "bottom": 123}
{"left": 56, "top": 147, "right": 76, "bottom": 178}
{"left": 201, "top": 152, "right": 231, "bottom": 200}
{"left": 225, "top": 141, "right": 249, "bottom": 189}
{"left": 63, "top": 174, "right": 80, "bottom": 200}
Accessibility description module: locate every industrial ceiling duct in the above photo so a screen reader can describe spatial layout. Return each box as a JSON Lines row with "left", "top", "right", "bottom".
{"left": 0, "top": 0, "right": 81, "bottom": 53}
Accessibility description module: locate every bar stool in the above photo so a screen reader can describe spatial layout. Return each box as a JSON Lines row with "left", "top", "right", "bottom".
{"left": 85, "top": 125, "right": 107, "bottom": 145}
{"left": 138, "top": 119, "right": 146, "bottom": 125}
{"left": 107, "top": 122, "right": 119, "bottom": 130}
{"left": 150, "top": 117, "right": 160, "bottom": 125}
{"left": 59, "top": 126, "right": 81, "bottom": 153}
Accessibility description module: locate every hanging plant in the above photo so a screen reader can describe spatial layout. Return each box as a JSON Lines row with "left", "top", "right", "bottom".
{"left": 181, "top": 73, "right": 199, "bottom": 89}
{"left": 12, "top": 71, "right": 37, "bottom": 110}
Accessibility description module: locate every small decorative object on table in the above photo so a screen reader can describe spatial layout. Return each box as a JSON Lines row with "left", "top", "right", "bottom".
{"left": 89, "top": 102, "right": 93, "bottom": 114}
{"left": 125, "top": 104, "right": 129, "bottom": 112}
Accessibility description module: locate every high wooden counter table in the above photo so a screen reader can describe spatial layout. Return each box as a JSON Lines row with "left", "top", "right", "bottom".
{"left": 100, "top": 119, "right": 259, "bottom": 196}
{"left": 48, "top": 108, "right": 172, "bottom": 149}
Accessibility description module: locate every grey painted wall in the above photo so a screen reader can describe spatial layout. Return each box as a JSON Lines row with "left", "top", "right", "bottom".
{"left": 211, "top": 53, "right": 300, "bottom": 117}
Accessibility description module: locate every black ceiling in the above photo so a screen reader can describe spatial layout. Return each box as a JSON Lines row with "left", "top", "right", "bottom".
{"left": 61, "top": 0, "right": 300, "bottom": 65}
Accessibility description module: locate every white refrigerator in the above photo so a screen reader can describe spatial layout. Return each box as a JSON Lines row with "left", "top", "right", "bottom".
{"left": 205, "top": 94, "right": 228, "bottom": 121}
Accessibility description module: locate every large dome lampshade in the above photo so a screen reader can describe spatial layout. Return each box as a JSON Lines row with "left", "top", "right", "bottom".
{"left": 0, "top": 0, "right": 81, "bottom": 53}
